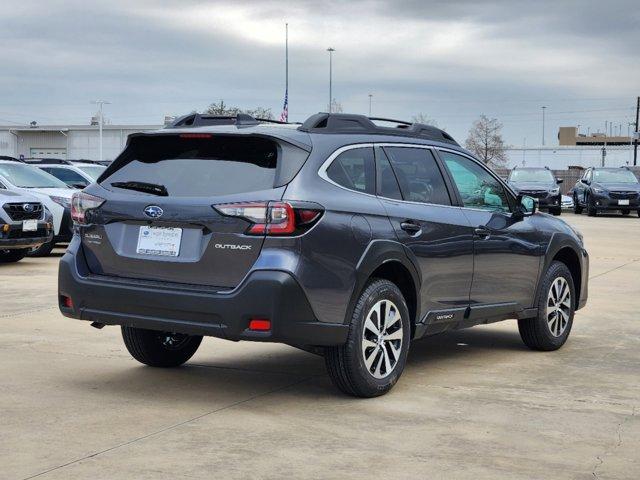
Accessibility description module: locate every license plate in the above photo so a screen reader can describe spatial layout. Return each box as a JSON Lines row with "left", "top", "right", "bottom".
{"left": 22, "top": 219, "right": 38, "bottom": 232}
{"left": 618, "top": 199, "right": 630, "bottom": 206}
{"left": 136, "top": 226, "right": 182, "bottom": 257}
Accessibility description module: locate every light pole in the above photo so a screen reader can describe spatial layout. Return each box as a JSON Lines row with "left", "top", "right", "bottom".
{"left": 368, "top": 94, "right": 373, "bottom": 116}
{"left": 327, "top": 48, "right": 335, "bottom": 112}
{"left": 541, "top": 106, "right": 547, "bottom": 146}
{"left": 91, "top": 100, "right": 110, "bottom": 161}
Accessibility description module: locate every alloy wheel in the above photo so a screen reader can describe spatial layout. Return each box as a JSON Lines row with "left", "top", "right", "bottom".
{"left": 546, "top": 277, "right": 571, "bottom": 337}
{"left": 361, "top": 299, "right": 403, "bottom": 379}
{"left": 158, "top": 332, "right": 190, "bottom": 350}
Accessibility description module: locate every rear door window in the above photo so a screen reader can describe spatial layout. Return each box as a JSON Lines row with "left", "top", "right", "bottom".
{"left": 375, "top": 148, "right": 402, "bottom": 200}
{"left": 382, "top": 147, "right": 451, "bottom": 205}
{"left": 102, "top": 135, "right": 304, "bottom": 197}
{"left": 326, "top": 147, "right": 375, "bottom": 194}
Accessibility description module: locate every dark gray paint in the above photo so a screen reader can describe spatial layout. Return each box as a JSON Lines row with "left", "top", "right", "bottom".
{"left": 68, "top": 124, "right": 589, "bottom": 345}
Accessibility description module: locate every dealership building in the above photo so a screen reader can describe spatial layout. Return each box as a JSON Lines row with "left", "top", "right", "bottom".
{"left": 0, "top": 123, "right": 162, "bottom": 161}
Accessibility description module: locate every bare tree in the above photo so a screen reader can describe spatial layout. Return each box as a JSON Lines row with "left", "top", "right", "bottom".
{"left": 205, "top": 100, "right": 273, "bottom": 119}
{"left": 411, "top": 113, "right": 439, "bottom": 128}
{"left": 465, "top": 115, "right": 509, "bottom": 167}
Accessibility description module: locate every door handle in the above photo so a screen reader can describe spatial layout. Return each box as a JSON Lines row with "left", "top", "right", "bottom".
{"left": 474, "top": 227, "right": 491, "bottom": 239}
{"left": 400, "top": 220, "right": 421, "bottom": 235}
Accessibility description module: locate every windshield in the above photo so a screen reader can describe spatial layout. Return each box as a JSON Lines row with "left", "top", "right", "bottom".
{"left": 0, "top": 163, "right": 69, "bottom": 188}
{"left": 593, "top": 169, "right": 639, "bottom": 184}
{"left": 77, "top": 165, "right": 106, "bottom": 180}
{"left": 509, "top": 169, "right": 555, "bottom": 183}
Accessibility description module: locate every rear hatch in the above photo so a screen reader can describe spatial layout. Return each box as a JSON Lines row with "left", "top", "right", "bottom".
{"left": 81, "top": 132, "right": 309, "bottom": 288}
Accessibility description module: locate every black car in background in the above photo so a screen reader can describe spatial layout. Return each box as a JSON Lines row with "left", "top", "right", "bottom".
{"left": 572, "top": 167, "right": 640, "bottom": 217}
{"left": 507, "top": 167, "right": 563, "bottom": 215}
{"left": 58, "top": 113, "right": 589, "bottom": 397}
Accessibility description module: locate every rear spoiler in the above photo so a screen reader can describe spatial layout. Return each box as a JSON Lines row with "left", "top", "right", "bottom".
{"left": 97, "top": 131, "right": 311, "bottom": 186}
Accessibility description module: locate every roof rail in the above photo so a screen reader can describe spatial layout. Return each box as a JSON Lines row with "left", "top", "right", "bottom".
{"left": 298, "top": 113, "right": 458, "bottom": 145}
{"left": 22, "top": 158, "right": 71, "bottom": 165}
{"left": 166, "top": 113, "right": 293, "bottom": 129}
{"left": 68, "top": 159, "right": 106, "bottom": 165}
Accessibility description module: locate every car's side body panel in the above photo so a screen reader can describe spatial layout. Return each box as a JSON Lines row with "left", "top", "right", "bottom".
{"left": 58, "top": 122, "right": 589, "bottom": 349}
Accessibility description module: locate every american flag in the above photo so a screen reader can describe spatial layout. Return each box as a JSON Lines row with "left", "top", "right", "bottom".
{"left": 279, "top": 90, "right": 288, "bottom": 122}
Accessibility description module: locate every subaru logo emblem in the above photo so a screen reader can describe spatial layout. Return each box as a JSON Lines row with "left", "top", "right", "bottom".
{"left": 144, "top": 205, "right": 163, "bottom": 218}
{"left": 23, "top": 203, "right": 34, "bottom": 212}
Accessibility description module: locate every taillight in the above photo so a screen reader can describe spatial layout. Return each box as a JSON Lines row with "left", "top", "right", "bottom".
{"left": 71, "top": 192, "right": 105, "bottom": 225}
{"left": 214, "top": 201, "right": 322, "bottom": 236}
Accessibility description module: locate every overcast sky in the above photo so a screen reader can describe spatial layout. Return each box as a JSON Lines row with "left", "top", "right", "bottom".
{"left": 1, "top": 0, "right": 638, "bottom": 145}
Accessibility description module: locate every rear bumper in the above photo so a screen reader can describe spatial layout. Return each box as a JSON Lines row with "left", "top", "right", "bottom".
{"left": 58, "top": 239, "right": 348, "bottom": 347}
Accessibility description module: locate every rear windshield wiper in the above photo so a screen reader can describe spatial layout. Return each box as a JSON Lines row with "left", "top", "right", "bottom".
{"left": 110, "top": 181, "right": 168, "bottom": 196}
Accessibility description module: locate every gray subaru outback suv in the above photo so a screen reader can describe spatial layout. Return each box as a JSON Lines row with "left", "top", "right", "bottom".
{"left": 59, "top": 113, "right": 588, "bottom": 397}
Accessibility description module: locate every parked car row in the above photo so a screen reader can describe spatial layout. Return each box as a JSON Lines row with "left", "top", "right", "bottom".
{"left": 571, "top": 167, "right": 640, "bottom": 217}
{"left": 507, "top": 166, "right": 640, "bottom": 218}
{"left": 0, "top": 158, "right": 106, "bottom": 261}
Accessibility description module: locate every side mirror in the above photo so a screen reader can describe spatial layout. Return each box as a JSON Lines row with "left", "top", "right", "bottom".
{"left": 583, "top": 179, "right": 591, "bottom": 185}
{"left": 556, "top": 177, "right": 563, "bottom": 184}
{"left": 516, "top": 194, "right": 537, "bottom": 218}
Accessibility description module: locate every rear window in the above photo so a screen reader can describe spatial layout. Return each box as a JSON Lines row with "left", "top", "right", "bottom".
{"left": 102, "top": 135, "right": 306, "bottom": 197}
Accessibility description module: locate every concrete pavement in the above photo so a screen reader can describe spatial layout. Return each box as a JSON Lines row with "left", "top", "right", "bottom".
{"left": 1, "top": 212, "right": 638, "bottom": 479}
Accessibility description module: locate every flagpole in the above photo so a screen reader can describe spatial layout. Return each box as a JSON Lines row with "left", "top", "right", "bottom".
{"left": 285, "top": 23, "right": 288, "bottom": 101}
{"left": 284, "top": 23, "right": 288, "bottom": 122}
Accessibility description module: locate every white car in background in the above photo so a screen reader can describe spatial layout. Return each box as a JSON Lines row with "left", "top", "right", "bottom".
{"left": 24, "top": 159, "right": 106, "bottom": 188}
{"left": 561, "top": 195, "right": 575, "bottom": 209}
{"left": 0, "top": 159, "right": 74, "bottom": 256}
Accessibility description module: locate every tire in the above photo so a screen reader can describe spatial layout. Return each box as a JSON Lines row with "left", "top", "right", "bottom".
{"left": 586, "top": 194, "right": 597, "bottom": 217}
{"left": 573, "top": 194, "right": 583, "bottom": 214}
{"left": 621, "top": 209, "right": 630, "bottom": 216}
{"left": 0, "top": 248, "right": 29, "bottom": 263}
{"left": 27, "top": 239, "right": 55, "bottom": 257}
{"left": 121, "top": 326, "right": 203, "bottom": 367}
{"left": 550, "top": 207, "right": 562, "bottom": 216}
{"left": 325, "top": 278, "right": 411, "bottom": 398}
{"left": 518, "top": 261, "right": 575, "bottom": 351}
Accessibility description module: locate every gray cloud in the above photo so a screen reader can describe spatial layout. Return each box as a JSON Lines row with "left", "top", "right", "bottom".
{"left": 0, "top": 0, "right": 638, "bottom": 144}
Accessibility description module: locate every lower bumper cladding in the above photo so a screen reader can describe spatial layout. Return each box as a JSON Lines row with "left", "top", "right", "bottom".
{"left": 58, "top": 242, "right": 348, "bottom": 347}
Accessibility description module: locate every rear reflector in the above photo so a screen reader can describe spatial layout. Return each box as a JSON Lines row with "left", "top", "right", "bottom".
{"left": 248, "top": 319, "right": 271, "bottom": 331}
{"left": 61, "top": 295, "right": 73, "bottom": 308}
